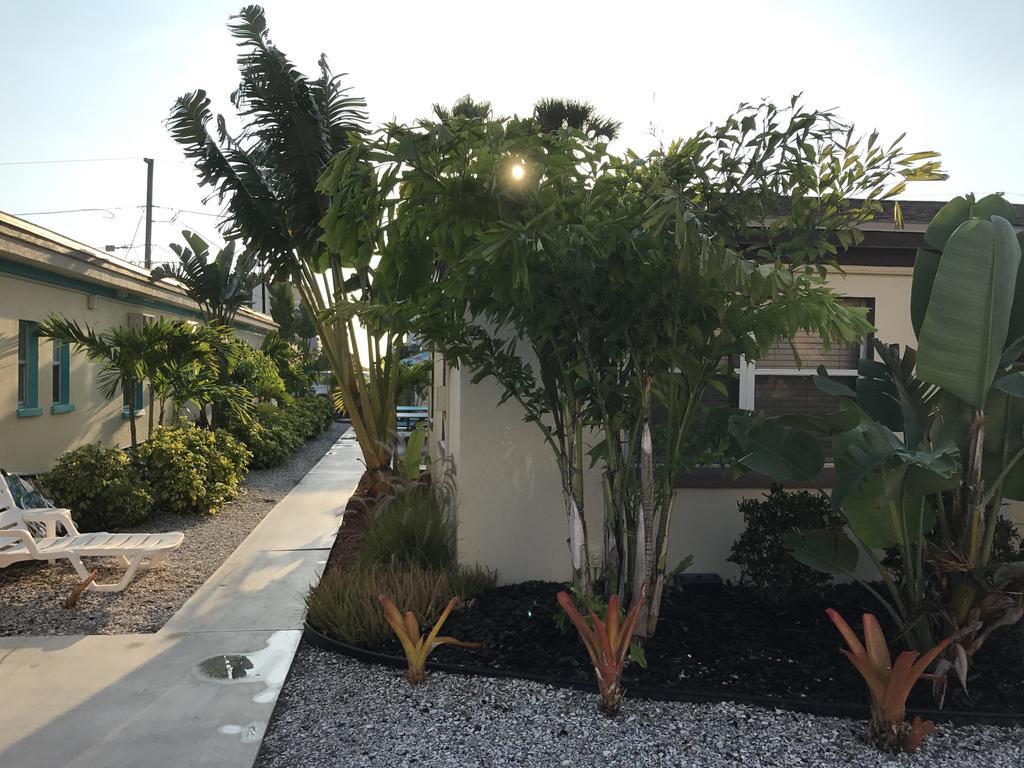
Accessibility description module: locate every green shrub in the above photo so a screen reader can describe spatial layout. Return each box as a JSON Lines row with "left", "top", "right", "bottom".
{"left": 727, "top": 484, "right": 842, "bottom": 604}
{"left": 306, "top": 564, "right": 495, "bottom": 646}
{"left": 229, "top": 404, "right": 303, "bottom": 469}
{"left": 41, "top": 444, "right": 152, "bottom": 531}
{"left": 134, "top": 426, "right": 250, "bottom": 515}
{"left": 288, "top": 396, "right": 334, "bottom": 437}
{"left": 230, "top": 340, "right": 290, "bottom": 403}
{"left": 358, "top": 483, "right": 457, "bottom": 571}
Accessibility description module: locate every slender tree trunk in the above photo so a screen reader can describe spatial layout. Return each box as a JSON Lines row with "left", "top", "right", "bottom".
{"left": 148, "top": 385, "right": 155, "bottom": 436}
{"left": 129, "top": 408, "right": 138, "bottom": 450}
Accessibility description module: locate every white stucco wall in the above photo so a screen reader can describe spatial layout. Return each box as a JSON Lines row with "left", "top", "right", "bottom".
{"left": 0, "top": 273, "right": 269, "bottom": 474}
{"left": 435, "top": 266, "right": 1023, "bottom": 584}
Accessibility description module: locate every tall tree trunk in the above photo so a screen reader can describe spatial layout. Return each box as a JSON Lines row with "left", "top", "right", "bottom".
{"left": 129, "top": 408, "right": 138, "bottom": 450}
{"left": 148, "top": 385, "right": 155, "bottom": 436}
{"left": 633, "top": 420, "right": 655, "bottom": 635}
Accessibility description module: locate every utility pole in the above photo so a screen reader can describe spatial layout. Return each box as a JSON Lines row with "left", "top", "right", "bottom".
{"left": 143, "top": 157, "right": 154, "bottom": 269}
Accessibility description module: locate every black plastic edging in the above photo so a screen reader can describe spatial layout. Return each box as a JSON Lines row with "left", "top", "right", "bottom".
{"left": 303, "top": 623, "right": 1024, "bottom": 727}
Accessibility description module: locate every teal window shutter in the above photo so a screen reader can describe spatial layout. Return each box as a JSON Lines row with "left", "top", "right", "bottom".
{"left": 16, "top": 320, "right": 41, "bottom": 418}
{"left": 122, "top": 376, "right": 144, "bottom": 418}
{"left": 51, "top": 340, "right": 74, "bottom": 414}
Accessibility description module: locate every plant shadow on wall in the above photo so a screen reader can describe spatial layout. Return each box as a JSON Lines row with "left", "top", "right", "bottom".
{"left": 730, "top": 193, "right": 1024, "bottom": 709}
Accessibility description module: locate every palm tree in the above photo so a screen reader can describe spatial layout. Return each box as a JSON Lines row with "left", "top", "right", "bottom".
{"left": 167, "top": 5, "right": 404, "bottom": 476}
{"left": 532, "top": 98, "right": 620, "bottom": 140}
{"left": 152, "top": 230, "right": 260, "bottom": 327}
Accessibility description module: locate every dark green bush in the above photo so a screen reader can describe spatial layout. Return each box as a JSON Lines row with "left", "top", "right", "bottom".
{"left": 358, "top": 483, "right": 457, "bottom": 571}
{"left": 134, "top": 426, "right": 250, "bottom": 515}
{"left": 727, "top": 484, "right": 843, "bottom": 604}
{"left": 228, "top": 404, "right": 303, "bottom": 468}
{"left": 41, "top": 444, "right": 152, "bottom": 531}
{"left": 305, "top": 564, "right": 495, "bottom": 646}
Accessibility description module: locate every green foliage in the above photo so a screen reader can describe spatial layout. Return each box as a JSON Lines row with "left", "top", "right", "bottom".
{"left": 727, "top": 485, "right": 842, "bottom": 604}
{"left": 730, "top": 193, "right": 1024, "bottom": 686}
{"left": 229, "top": 404, "right": 303, "bottom": 468}
{"left": 352, "top": 94, "right": 942, "bottom": 631}
{"left": 357, "top": 482, "right": 457, "bottom": 572}
{"left": 42, "top": 444, "right": 152, "bottom": 532}
{"left": 168, "top": 5, "right": 410, "bottom": 475}
{"left": 305, "top": 564, "right": 495, "bottom": 646}
{"left": 153, "top": 230, "right": 260, "bottom": 327}
{"left": 261, "top": 332, "right": 309, "bottom": 397}
{"left": 283, "top": 396, "right": 335, "bottom": 440}
{"left": 230, "top": 340, "right": 290, "bottom": 403}
{"left": 134, "top": 426, "right": 250, "bottom": 515}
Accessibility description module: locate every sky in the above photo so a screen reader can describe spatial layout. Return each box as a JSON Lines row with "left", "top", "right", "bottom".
{"left": 1, "top": 0, "right": 1022, "bottom": 266}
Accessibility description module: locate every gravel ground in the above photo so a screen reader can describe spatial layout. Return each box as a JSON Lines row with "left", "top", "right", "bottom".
{"left": 255, "top": 644, "right": 1024, "bottom": 768}
{"left": 0, "top": 421, "right": 348, "bottom": 636}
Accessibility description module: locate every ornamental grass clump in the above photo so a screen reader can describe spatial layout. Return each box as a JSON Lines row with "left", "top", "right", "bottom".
{"left": 379, "top": 594, "right": 479, "bottom": 684}
{"left": 827, "top": 608, "right": 950, "bottom": 753}
{"left": 557, "top": 587, "right": 647, "bottom": 717}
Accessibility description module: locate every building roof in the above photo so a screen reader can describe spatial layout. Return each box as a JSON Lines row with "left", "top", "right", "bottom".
{"left": 0, "top": 210, "right": 277, "bottom": 334}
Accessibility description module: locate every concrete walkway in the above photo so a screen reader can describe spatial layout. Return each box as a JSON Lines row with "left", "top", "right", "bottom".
{"left": 0, "top": 429, "right": 362, "bottom": 768}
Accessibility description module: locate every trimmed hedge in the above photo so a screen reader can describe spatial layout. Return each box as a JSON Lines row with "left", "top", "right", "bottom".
{"left": 41, "top": 443, "right": 152, "bottom": 532}
{"left": 134, "top": 426, "right": 251, "bottom": 516}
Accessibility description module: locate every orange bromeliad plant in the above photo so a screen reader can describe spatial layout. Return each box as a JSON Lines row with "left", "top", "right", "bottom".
{"left": 379, "top": 594, "right": 479, "bottom": 684}
{"left": 557, "top": 587, "right": 647, "bottom": 717}
{"left": 827, "top": 608, "right": 951, "bottom": 753}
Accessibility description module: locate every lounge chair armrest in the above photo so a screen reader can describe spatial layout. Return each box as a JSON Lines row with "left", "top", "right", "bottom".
{"left": 0, "top": 527, "right": 41, "bottom": 556}
{"left": 19, "top": 508, "right": 79, "bottom": 535}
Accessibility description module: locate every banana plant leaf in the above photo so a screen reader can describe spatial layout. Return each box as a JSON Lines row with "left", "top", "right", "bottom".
{"left": 983, "top": 391, "right": 1024, "bottom": 501}
{"left": 912, "top": 194, "right": 1018, "bottom": 339}
{"left": 733, "top": 421, "right": 825, "bottom": 483}
{"left": 917, "top": 216, "right": 1021, "bottom": 408}
{"left": 783, "top": 528, "right": 859, "bottom": 574}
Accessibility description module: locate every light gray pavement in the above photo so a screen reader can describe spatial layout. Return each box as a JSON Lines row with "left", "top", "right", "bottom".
{"left": 0, "top": 428, "right": 362, "bottom": 768}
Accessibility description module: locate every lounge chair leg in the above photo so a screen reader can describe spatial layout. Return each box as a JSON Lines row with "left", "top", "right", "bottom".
{"left": 82, "top": 553, "right": 145, "bottom": 593}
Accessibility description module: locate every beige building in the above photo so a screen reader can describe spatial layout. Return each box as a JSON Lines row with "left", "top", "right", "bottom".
{"left": 0, "top": 212, "right": 276, "bottom": 474}
{"left": 431, "top": 202, "right": 1024, "bottom": 584}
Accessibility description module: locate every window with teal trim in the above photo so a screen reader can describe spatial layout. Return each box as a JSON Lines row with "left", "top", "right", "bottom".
{"left": 122, "top": 377, "right": 144, "bottom": 418}
{"left": 51, "top": 340, "right": 74, "bottom": 414}
{"left": 16, "top": 320, "right": 42, "bottom": 417}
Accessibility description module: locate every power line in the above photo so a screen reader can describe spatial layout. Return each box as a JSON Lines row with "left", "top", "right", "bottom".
{"left": 0, "top": 156, "right": 186, "bottom": 167}
{"left": 13, "top": 204, "right": 222, "bottom": 218}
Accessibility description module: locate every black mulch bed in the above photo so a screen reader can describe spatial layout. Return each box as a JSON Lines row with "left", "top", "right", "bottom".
{"left": 346, "top": 580, "right": 1024, "bottom": 716}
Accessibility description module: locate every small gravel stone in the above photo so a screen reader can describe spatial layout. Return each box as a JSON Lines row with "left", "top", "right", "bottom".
{"left": 255, "top": 644, "right": 1024, "bottom": 768}
{"left": 0, "top": 422, "right": 347, "bottom": 636}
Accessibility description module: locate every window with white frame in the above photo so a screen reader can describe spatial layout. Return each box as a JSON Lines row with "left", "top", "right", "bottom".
{"left": 747, "top": 297, "right": 870, "bottom": 406}
{"left": 740, "top": 297, "right": 873, "bottom": 455}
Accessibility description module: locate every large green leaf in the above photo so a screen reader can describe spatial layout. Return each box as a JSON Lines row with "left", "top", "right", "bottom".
{"left": 914, "top": 195, "right": 1017, "bottom": 339}
{"left": 983, "top": 391, "right": 1024, "bottom": 501}
{"left": 854, "top": 358, "right": 903, "bottom": 431}
{"left": 831, "top": 417, "right": 900, "bottom": 509}
{"left": 1008, "top": 231, "right": 1024, "bottom": 346}
{"left": 917, "top": 216, "right": 1022, "bottom": 408}
{"left": 737, "top": 422, "right": 825, "bottom": 483}
{"left": 911, "top": 247, "right": 941, "bottom": 339}
{"left": 922, "top": 195, "right": 971, "bottom": 252}
{"left": 783, "top": 528, "right": 859, "bottom": 574}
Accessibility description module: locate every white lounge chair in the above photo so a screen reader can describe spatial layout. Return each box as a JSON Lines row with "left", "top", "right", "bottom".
{"left": 0, "top": 472, "right": 183, "bottom": 593}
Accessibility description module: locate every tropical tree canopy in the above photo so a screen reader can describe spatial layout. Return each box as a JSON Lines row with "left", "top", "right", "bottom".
{"left": 169, "top": 5, "right": 414, "bottom": 476}
{"left": 332, "top": 95, "right": 946, "bottom": 631}
{"left": 153, "top": 230, "right": 260, "bottom": 327}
